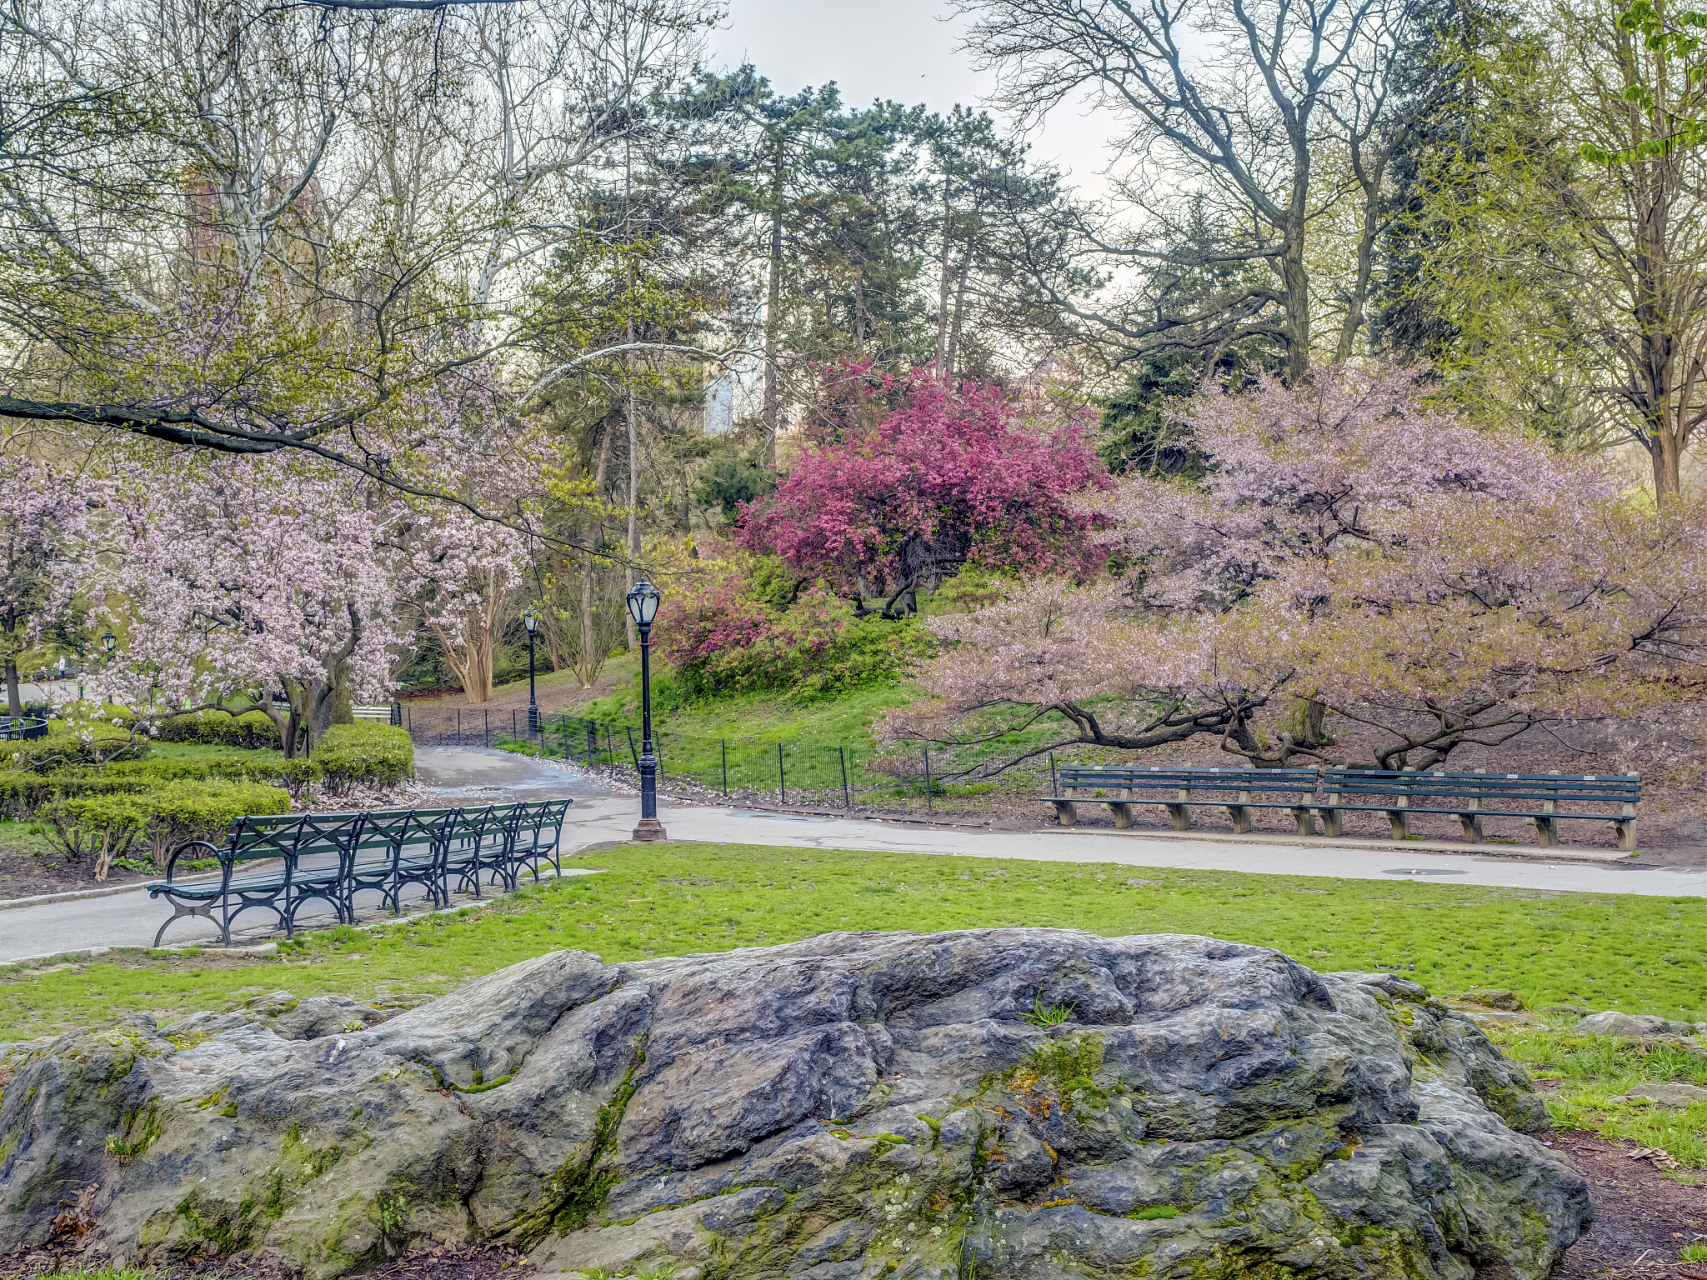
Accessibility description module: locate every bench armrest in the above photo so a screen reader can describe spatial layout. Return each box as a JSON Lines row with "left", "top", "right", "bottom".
{"left": 162, "top": 839, "right": 225, "bottom": 883}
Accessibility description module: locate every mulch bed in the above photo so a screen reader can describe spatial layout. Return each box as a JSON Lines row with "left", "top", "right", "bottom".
{"left": 0, "top": 847, "right": 150, "bottom": 902}
{"left": 1552, "top": 1129, "right": 1707, "bottom": 1280}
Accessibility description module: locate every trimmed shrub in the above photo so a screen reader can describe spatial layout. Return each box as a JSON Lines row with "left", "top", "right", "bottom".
{"left": 2, "top": 728, "right": 150, "bottom": 772}
{"left": 42, "top": 779, "right": 290, "bottom": 878}
{"left": 153, "top": 709, "right": 284, "bottom": 750}
{"left": 311, "top": 723, "right": 414, "bottom": 795}
{"left": 0, "top": 758, "right": 325, "bottom": 821}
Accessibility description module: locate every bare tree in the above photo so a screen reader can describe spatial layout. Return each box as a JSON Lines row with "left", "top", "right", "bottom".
{"left": 958, "top": 0, "right": 1434, "bottom": 376}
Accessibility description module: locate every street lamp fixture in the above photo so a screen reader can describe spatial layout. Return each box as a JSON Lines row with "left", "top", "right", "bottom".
{"left": 101, "top": 631, "right": 116, "bottom": 655}
{"left": 522, "top": 607, "right": 540, "bottom": 735}
{"left": 625, "top": 579, "right": 666, "bottom": 842}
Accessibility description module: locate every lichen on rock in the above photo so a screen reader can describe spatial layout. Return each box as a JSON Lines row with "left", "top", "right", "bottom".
{"left": 0, "top": 930, "right": 1591, "bottom": 1280}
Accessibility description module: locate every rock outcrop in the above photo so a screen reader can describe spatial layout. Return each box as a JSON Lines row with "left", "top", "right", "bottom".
{"left": 1574, "top": 1010, "right": 1706, "bottom": 1038}
{"left": 0, "top": 930, "right": 1591, "bottom": 1280}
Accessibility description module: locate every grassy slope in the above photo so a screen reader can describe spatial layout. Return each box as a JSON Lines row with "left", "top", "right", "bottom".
{"left": 577, "top": 677, "right": 910, "bottom": 747}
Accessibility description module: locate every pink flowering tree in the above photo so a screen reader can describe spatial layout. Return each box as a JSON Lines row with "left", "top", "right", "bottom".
{"left": 0, "top": 454, "right": 105, "bottom": 716}
{"left": 89, "top": 458, "right": 419, "bottom": 756}
{"left": 739, "top": 367, "right": 1115, "bottom": 617}
{"left": 887, "top": 364, "right": 1707, "bottom": 771}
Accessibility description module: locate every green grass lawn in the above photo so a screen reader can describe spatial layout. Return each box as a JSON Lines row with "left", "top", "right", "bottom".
{"left": 3, "top": 842, "right": 1702, "bottom": 1169}
{"left": 147, "top": 741, "right": 284, "bottom": 762}
{"left": 4, "top": 843, "right": 1701, "bottom": 1040}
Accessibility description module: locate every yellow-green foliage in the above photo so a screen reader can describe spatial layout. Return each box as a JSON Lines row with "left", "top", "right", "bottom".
{"left": 311, "top": 723, "right": 413, "bottom": 793}
{"left": 42, "top": 779, "right": 289, "bottom": 870}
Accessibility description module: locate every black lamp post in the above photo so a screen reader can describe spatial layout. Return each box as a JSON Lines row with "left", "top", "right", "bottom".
{"left": 100, "top": 633, "right": 116, "bottom": 703}
{"left": 523, "top": 608, "right": 540, "bottom": 735}
{"left": 625, "top": 578, "right": 666, "bottom": 842}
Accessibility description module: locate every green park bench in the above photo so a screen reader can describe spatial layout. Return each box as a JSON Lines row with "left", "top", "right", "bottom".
{"left": 1044, "top": 765, "right": 1322, "bottom": 833}
{"left": 1043, "top": 764, "right": 1640, "bottom": 850}
{"left": 1318, "top": 768, "right": 1640, "bottom": 850}
{"left": 149, "top": 797, "right": 574, "bottom": 947}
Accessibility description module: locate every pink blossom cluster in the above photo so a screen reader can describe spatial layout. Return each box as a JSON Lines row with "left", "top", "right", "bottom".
{"left": 739, "top": 366, "right": 1115, "bottom": 602}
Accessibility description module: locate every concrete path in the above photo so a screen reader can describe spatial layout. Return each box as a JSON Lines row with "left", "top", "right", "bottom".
{"left": 1, "top": 747, "right": 1699, "bottom": 965}
{"left": 562, "top": 793, "right": 1706, "bottom": 898}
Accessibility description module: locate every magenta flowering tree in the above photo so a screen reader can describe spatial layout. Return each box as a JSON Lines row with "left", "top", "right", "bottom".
{"left": 738, "top": 367, "right": 1115, "bottom": 617}
{"left": 0, "top": 453, "right": 105, "bottom": 716}
{"left": 886, "top": 364, "right": 1707, "bottom": 771}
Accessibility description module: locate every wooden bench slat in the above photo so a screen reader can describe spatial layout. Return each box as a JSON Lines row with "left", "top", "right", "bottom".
{"left": 1043, "top": 765, "right": 1639, "bottom": 850}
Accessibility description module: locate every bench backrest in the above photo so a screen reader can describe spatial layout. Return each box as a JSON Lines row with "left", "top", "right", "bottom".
{"left": 352, "top": 806, "right": 459, "bottom": 859}
{"left": 1321, "top": 768, "right": 1640, "bottom": 804}
{"left": 1058, "top": 766, "right": 1319, "bottom": 795}
{"left": 227, "top": 814, "right": 310, "bottom": 864}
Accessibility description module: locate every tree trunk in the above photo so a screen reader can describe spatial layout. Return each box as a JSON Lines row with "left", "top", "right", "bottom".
{"left": 946, "top": 253, "right": 971, "bottom": 378}
{"left": 5, "top": 657, "right": 20, "bottom": 718}
{"left": 1651, "top": 423, "right": 1683, "bottom": 498}
{"left": 762, "top": 149, "right": 784, "bottom": 467}
{"left": 1337, "top": 189, "right": 1381, "bottom": 362}
{"left": 936, "top": 184, "right": 953, "bottom": 368}
{"left": 1281, "top": 219, "right": 1311, "bottom": 381}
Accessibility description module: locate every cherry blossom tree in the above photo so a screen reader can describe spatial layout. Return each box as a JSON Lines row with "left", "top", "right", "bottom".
{"left": 90, "top": 458, "right": 416, "bottom": 756}
{"left": 887, "top": 365, "right": 1707, "bottom": 771}
{"left": 738, "top": 366, "right": 1115, "bottom": 617}
{"left": 0, "top": 452, "right": 104, "bottom": 716}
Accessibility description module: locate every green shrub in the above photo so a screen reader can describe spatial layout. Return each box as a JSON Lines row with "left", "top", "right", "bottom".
{"left": 2, "top": 727, "right": 149, "bottom": 772}
{"left": 138, "top": 779, "right": 291, "bottom": 869}
{"left": 41, "top": 779, "right": 290, "bottom": 877}
{"left": 311, "top": 723, "right": 414, "bottom": 794}
{"left": 0, "top": 758, "right": 324, "bottom": 821}
{"left": 153, "top": 709, "right": 283, "bottom": 751}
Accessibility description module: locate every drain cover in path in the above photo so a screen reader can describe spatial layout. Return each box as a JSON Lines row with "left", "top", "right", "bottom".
{"left": 1382, "top": 867, "right": 1468, "bottom": 876}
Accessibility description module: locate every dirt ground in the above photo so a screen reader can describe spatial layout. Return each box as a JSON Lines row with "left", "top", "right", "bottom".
{"left": 793, "top": 712, "right": 1707, "bottom": 870}
{"left": 1552, "top": 1129, "right": 1707, "bottom": 1280}
{"left": 0, "top": 841, "right": 153, "bottom": 901}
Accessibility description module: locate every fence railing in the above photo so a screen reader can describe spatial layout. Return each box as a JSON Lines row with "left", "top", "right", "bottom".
{"left": 398, "top": 703, "right": 1137, "bottom": 810}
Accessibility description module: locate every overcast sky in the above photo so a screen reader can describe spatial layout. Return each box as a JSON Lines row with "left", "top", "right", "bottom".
{"left": 703, "top": 0, "right": 1118, "bottom": 197}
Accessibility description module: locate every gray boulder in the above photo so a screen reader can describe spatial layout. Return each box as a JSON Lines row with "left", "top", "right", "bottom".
{"left": 1573, "top": 1010, "right": 1700, "bottom": 1038}
{"left": 0, "top": 931, "right": 1590, "bottom": 1280}
{"left": 1623, "top": 1082, "right": 1707, "bottom": 1108}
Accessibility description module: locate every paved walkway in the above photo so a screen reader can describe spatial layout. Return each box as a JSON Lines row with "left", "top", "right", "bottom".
{"left": 1, "top": 747, "right": 1699, "bottom": 964}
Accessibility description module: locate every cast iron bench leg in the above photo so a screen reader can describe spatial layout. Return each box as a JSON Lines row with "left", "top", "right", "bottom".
{"left": 1052, "top": 799, "right": 1078, "bottom": 828}
{"left": 1457, "top": 812, "right": 1484, "bottom": 843}
{"left": 1386, "top": 809, "right": 1410, "bottom": 839}
{"left": 1319, "top": 806, "right": 1343, "bottom": 837}
{"left": 1106, "top": 794, "right": 1133, "bottom": 829}
{"left": 1164, "top": 802, "right": 1190, "bottom": 832}
{"left": 153, "top": 901, "right": 214, "bottom": 948}
{"left": 1532, "top": 816, "right": 1558, "bottom": 847}
{"left": 1614, "top": 819, "right": 1636, "bottom": 852}
{"left": 1291, "top": 807, "right": 1315, "bottom": 836}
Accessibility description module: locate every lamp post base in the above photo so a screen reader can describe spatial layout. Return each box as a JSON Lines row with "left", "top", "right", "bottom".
{"left": 631, "top": 816, "right": 668, "bottom": 842}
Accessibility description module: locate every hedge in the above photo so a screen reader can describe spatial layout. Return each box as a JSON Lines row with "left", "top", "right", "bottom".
{"left": 154, "top": 709, "right": 283, "bottom": 750}
{"left": 0, "top": 759, "right": 323, "bottom": 821}
{"left": 1, "top": 728, "right": 150, "bottom": 773}
{"left": 311, "top": 722, "right": 414, "bottom": 795}
{"left": 41, "top": 779, "right": 290, "bottom": 877}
